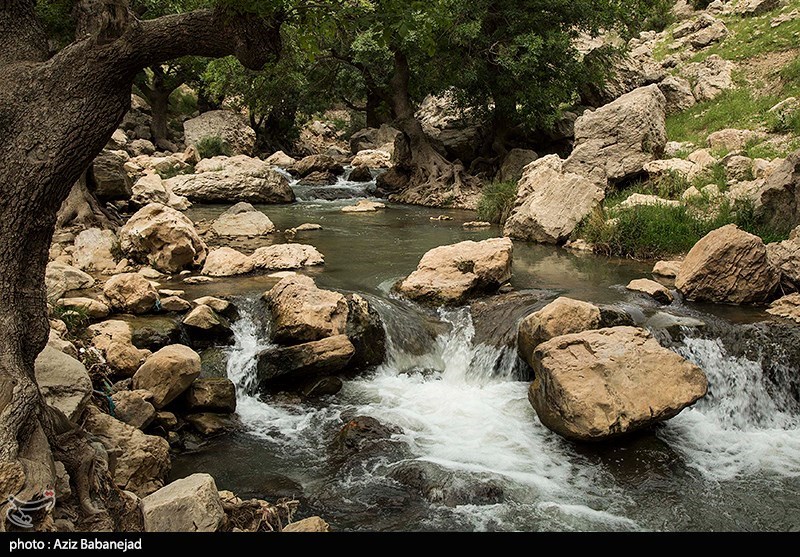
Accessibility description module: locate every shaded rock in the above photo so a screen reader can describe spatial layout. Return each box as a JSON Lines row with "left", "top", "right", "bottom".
{"left": 183, "top": 378, "right": 237, "bottom": 413}
{"left": 300, "top": 376, "right": 343, "bottom": 398}
{"left": 46, "top": 262, "right": 95, "bottom": 303}
{"left": 201, "top": 247, "right": 255, "bottom": 277}
{"left": 184, "top": 413, "right": 235, "bottom": 436}
{"left": 90, "top": 150, "right": 132, "bottom": 201}
{"left": 256, "top": 335, "right": 355, "bottom": 389}
{"left": 160, "top": 296, "right": 192, "bottom": 313}
{"left": 263, "top": 275, "right": 349, "bottom": 344}
{"left": 681, "top": 55, "right": 734, "bottom": 102}
{"left": 199, "top": 347, "right": 229, "bottom": 379}
{"left": 675, "top": 224, "right": 779, "bottom": 304}
{"left": 347, "top": 166, "right": 373, "bottom": 182}
{"left": 658, "top": 76, "right": 696, "bottom": 115}
{"left": 182, "top": 305, "right": 234, "bottom": 346}
{"left": 103, "top": 273, "right": 159, "bottom": 314}
{"left": 142, "top": 473, "right": 224, "bottom": 532}
{"left": 193, "top": 296, "right": 239, "bottom": 320}
{"left": 72, "top": 228, "right": 117, "bottom": 272}
{"left": 349, "top": 125, "right": 402, "bottom": 154}
{"left": 707, "top": 128, "right": 765, "bottom": 151}
{"left": 766, "top": 227, "right": 800, "bottom": 291}
{"left": 111, "top": 389, "right": 157, "bottom": 429}
{"left": 736, "top": 0, "right": 782, "bottom": 16}
{"left": 497, "top": 149, "right": 538, "bottom": 183}
{"left": 118, "top": 314, "right": 184, "bottom": 351}
{"left": 503, "top": 155, "right": 604, "bottom": 244}
{"left": 388, "top": 460, "right": 504, "bottom": 507}
{"left": 184, "top": 110, "right": 256, "bottom": 156}
{"left": 529, "top": 326, "right": 708, "bottom": 442}
{"left": 132, "top": 344, "right": 201, "bottom": 408}
{"left": 345, "top": 293, "right": 386, "bottom": 370}
{"left": 211, "top": 203, "right": 275, "bottom": 236}
{"left": 298, "top": 170, "right": 337, "bottom": 186}
{"left": 517, "top": 297, "right": 602, "bottom": 365}
{"left": 119, "top": 203, "right": 208, "bottom": 273}
{"left": 131, "top": 172, "right": 168, "bottom": 206}
{"left": 84, "top": 407, "right": 170, "bottom": 496}
{"left": 626, "top": 278, "right": 674, "bottom": 304}
{"left": 34, "top": 346, "right": 92, "bottom": 422}
{"left": 564, "top": 85, "right": 667, "bottom": 188}
{"left": 334, "top": 416, "right": 402, "bottom": 455}
{"left": 251, "top": 244, "right": 324, "bottom": 270}
{"left": 294, "top": 154, "right": 345, "bottom": 177}
{"left": 396, "top": 238, "right": 513, "bottom": 306}
{"left": 56, "top": 297, "right": 110, "bottom": 319}
{"left": 88, "top": 320, "right": 150, "bottom": 377}
{"left": 756, "top": 150, "right": 800, "bottom": 233}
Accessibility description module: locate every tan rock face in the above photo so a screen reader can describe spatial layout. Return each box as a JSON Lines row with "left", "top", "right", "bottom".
{"left": 72, "top": 228, "right": 118, "bottom": 272}
{"left": 626, "top": 278, "right": 674, "bottom": 304}
{"left": 34, "top": 346, "right": 92, "bottom": 422}
{"left": 706, "top": 128, "right": 765, "bottom": 151}
{"left": 503, "top": 155, "right": 604, "bottom": 244}
{"left": 133, "top": 344, "right": 202, "bottom": 408}
{"left": 45, "top": 262, "right": 95, "bottom": 303}
{"left": 681, "top": 55, "right": 734, "bottom": 102}
{"left": 264, "top": 150, "right": 297, "bottom": 168}
{"left": 250, "top": 244, "right": 324, "bottom": 270}
{"left": 103, "top": 273, "right": 159, "bottom": 314}
{"left": 283, "top": 517, "right": 331, "bottom": 532}
{"left": 564, "top": 85, "right": 667, "bottom": 188}
{"left": 88, "top": 320, "right": 150, "bottom": 377}
{"left": 56, "top": 297, "right": 110, "bottom": 319}
{"left": 397, "top": 238, "right": 513, "bottom": 305}
{"left": 119, "top": 203, "right": 208, "bottom": 273}
{"left": 183, "top": 109, "right": 256, "bottom": 156}
{"left": 111, "top": 389, "right": 157, "bottom": 429}
{"left": 351, "top": 149, "right": 391, "bottom": 168}
{"left": 652, "top": 260, "right": 682, "bottom": 278}
{"left": 766, "top": 227, "right": 800, "bottom": 291}
{"left": 341, "top": 199, "right": 386, "bottom": 213}
{"left": 83, "top": 407, "right": 170, "bottom": 496}
{"left": 142, "top": 473, "right": 224, "bottom": 532}
{"left": 211, "top": 202, "right": 275, "bottom": 236}
{"left": 201, "top": 247, "right": 255, "bottom": 277}
{"left": 767, "top": 293, "right": 800, "bottom": 323}
{"left": 675, "top": 224, "right": 780, "bottom": 304}
{"left": 183, "top": 378, "right": 237, "bottom": 413}
{"left": 264, "top": 275, "right": 349, "bottom": 344}
{"left": 756, "top": 150, "right": 800, "bottom": 233}
{"left": 529, "top": 326, "right": 708, "bottom": 442}
{"left": 517, "top": 297, "right": 601, "bottom": 365}
{"left": 256, "top": 335, "right": 355, "bottom": 385}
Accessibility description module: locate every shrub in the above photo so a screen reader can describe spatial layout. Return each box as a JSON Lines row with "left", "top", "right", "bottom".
{"left": 476, "top": 180, "right": 518, "bottom": 224}
{"left": 52, "top": 305, "right": 90, "bottom": 337}
{"left": 195, "top": 136, "right": 232, "bottom": 159}
{"left": 169, "top": 87, "right": 198, "bottom": 116}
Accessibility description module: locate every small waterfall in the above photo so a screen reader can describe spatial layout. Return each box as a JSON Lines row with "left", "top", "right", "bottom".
{"left": 289, "top": 168, "right": 376, "bottom": 202}
{"left": 660, "top": 336, "right": 800, "bottom": 479}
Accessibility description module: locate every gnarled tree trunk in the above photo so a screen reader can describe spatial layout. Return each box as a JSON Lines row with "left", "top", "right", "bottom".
{"left": 0, "top": 1, "right": 281, "bottom": 530}
{"left": 376, "top": 51, "right": 482, "bottom": 210}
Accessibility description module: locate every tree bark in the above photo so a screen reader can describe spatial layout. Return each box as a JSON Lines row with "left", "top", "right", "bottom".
{"left": 0, "top": 2, "right": 282, "bottom": 529}
{"left": 377, "top": 51, "right": 482, "bottom": 209}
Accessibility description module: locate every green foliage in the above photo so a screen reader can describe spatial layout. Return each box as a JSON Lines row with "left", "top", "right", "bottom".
{"left": 642, "top": 0, "right": 675, "bottom": 32}
{"left": 195, "top": 136, "right": 232, "bottom": 159}
{"left": 156, "top": 164, "right": 196, "bottom": 180}
{"left": 476, "top": 181, "right": 518, "bottom": 224}
{"left": 52, "top": 305, "right": 90, "bottom": 337}
{"left": 691, "top": 0, "right": 714, "bottom": 9}
{"left": 169, "top": 86, "right": 199, "bottom": 116}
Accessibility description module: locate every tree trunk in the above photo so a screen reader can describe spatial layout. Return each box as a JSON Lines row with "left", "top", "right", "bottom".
{"left": 0, "top": 2, "right": 282, "bottom": 530}
{"left": 149, "top": 90, "right": 171, "bottom": 144}
{"left": 56, "top": 174, "right": 120, "bottom": 231}
{"left": 376, "top": 51, "right": 482, "bottom": 209}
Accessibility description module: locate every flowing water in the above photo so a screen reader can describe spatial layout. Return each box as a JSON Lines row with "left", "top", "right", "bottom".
{"left": 170, "top": 171, "right": 800, "bottom": 531}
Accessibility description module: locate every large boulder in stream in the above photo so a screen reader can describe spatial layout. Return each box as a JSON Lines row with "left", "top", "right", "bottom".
{"left": 132, "top": 344, "right": 202, "bottom": 409}
{"left": 119, "top": 203, "right": 208, "bottom": 273}
{"left": 211, "top": 203, "right": 275, "bottom": 237}
{"left": 142, "top": 473, "right": 225, "bottom": 532}
{"left": 251, "top": 244, "right": 324, "bottom": 270}
{"left": 396, "top": 237, "right": 513, "bottom": 306}
{"left": 264, "top": 275, "right": 349, "bottom": 344}
{"left": 503, "top": 155, "right": 604, "bottom": 244}
{"left": 182, "top": 304, "right": 234, "bottom": 346}
{"left": 103, "top": 273, "right": 159, "bottom": 315}
{"left": 256, "top": 335, "right": 355, "bottom": 389}
{"left": 529, "top": 326, "right": 708, "bottom": 442}
{"left": 675, "top": 224, "right": 780, "bottom": 304}
{"left": 166, "top": 156, "right": 295, "bottom": 204}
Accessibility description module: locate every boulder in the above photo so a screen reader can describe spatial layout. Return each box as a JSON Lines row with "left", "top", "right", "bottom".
{"left": 183, "top": 378, "right": 237, "bottom": 413}
{"left": 657, "top": 76, "right": 696, "bottom": 115}
{"left": 119, "top": 315, "right": 183, "bottom": 351}
{"left": 687, "top": 17, "right": 728, "bottom": 48}
{"left": 707, "top": 128, "right": 765, "bottom": 152}
{"left": 643, "top": 158, "right": 696, "bottom": 180}
{"left": 618, "top": 193, "right": 681, "bottom": 209}
{"left": 652, "top": 260, "right": 683, "bottom": 278}
{"left": 675, "top": 224, "right": 780, "bottom": 304}
{"left": 347, "top": 166, "right": 373, "bottom": 182}
{"left": 256, "top": 335, "right": 355, "bottom": 388}
{"left": 396, "top": 237, "right": 513, "bottom": 305}
{"left": 341, "top": 200, "right": 386, "bottom": 213}
{"left": 264, "top": 150, "right": 297, "bottom": 168}
{"left": 564, "top": 85, "right": 667, "bottom": 188}
{"left": 88, "top": 320, "right": 150, "bottom": 377}
{"left": 736, "top": 0, "right": 781, "bottom": 16}
{"left": 767, "top": 293, "right": 800, "bottom": 323}
{"left": 681, "top": 55, "right": 734, "bottom": 102}
{"left": 497, "top": 149, "right": 538, "bottom": 183}
{"left": 193, "top": 296, "right": 238, "bottom": 320}
{"left": 111, "top": 390, "right": 157, "bottom": 429}
{"left": 45, "top": 262, "right": 95, "bottom": 303}
{"left": 131, "top": 172, "right": 169, "bottom": 206}
{"left": 142, "top": 473, "right": 224, "bottom": 532}
{"left": 345, "top": 293, "right": 387, "bottom": 370}
{"left": 90, "top": 150, "right": 133, "bottom": 201}
{"left": 103, "top": 273, "right": 159, "bottom": 314}
{"left": 167, "top": 156, "right": 295, "bottom": 204}
{"left": 626, "top": 278, "right": 674, "bottom": 304}
{"left": 184, "top": 413, "right": 234, "bottom": 435}
{"left": 351, "top": 149, "right": 391, "bottom": 169}
{"left": 34, "top": 346, "right": 92, "bottom": 422}
{"left": 132, "top": 345, "right": 202, "bottom": 409}
{"left": 119, "top": 203, "right": 208, "bottom": 273}
{"left": 298, "top": 170, "right": 338, "bottom": 186}
{"left": 503, "top": 155, "right": 604, "bottom": 244}
{"left": 517, "top": 297, "right": 602, "bottom": 365}
{"left": 201, "top": 247, "right": 255, "bottom": 277}
{"left": 72, "top": 228, "right": 118, "bottom": 272}
{"left": 56, "top": 297, "right": 110, "bottom": 319}
{"left": 766, "top": 227, "right": 800, "bottom": 291}
{"left": 183, "top": 110, "right": 256, "bottom": 156}
{"left": 294, "top": 154, "right": 345, "bottom": 177}
{"left": 416, "top": 92, "right": 483, "bottom": 163}
{"left": 349, "top": 125, "right": 402, "bottom": 154}
{"left": 83, "top": 407, "right": 170, "bottom": 496}
{"left": 283, "top": 517, "right": 330, "bottom": 533}
{"left": 264, "top": 275, "right": 349, "bottom": 344}
{"left": 529, "top": 326, "right": 708, "bottom": 442}
{"left": 250, "top": 244, "right": 324, "bottom": 270}
{"left": 160, "top": 296, "right": 192, "bottom": 313}
{"left": 756, "top": 150, "right": 800, "bottom": 232}
{"left": 211, "top": 203, "right": 275, "bottom": 236}
{"left": 182, "top": 305, "right": 233, "bottom": 346}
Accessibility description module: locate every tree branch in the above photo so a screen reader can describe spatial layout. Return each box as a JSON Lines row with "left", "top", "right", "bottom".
{"left": 0, "top": 0, "right": 49, "bottom": 67}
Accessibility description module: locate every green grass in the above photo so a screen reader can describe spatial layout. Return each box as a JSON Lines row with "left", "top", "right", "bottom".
{"left": 195, "top": 136, "right": 232, "bottom": 159}
{"left": 156, "top": 164, "right": 195, "bottom": 180}
{"left": 575, "top": 197, "right": 787, "bottom": 260}
{"left": 476, "top": 180, "right": 518, "bottom": 224}
{"left": 52, "top": 305, "right": 90, "bottom": 337}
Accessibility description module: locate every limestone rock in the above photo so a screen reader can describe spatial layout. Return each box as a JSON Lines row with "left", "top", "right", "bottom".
{"left": 529, "top": 326, "right": 708, "bottom": 441}
{"left": 264, "top": 275, "right": 349, "bottom": 344}
{"left": 284, "top": 517, "right": 330, "bottom": 532}
{"left": 658, "top": 76, "right": 696, "bottom": 115}
{"left": 56, "top": 297, "right": 110, "bottom": 319}
{"left": 88, "top": 320, "right": 150, "bottom": 377}
{"left": 517, "top": 297, "right": 601, "bottom": 365}
{"left": 626, "top": 278, "right": 674, "bottom": 304}
{"left": 618, "top": 193, "right": 680, "bottom": 210}
{"left": 497, "top": 149, "right": 539, "bottom": 183}
{"left": 183, "top": 378, "right": 237, "bottom": 413}
{"left": 45, "top": 262, "right": 95, "bottom": 303}
{"left": 256, "top": 335, "right": 355, "bottom": 388}
{"left": 183, "top": 110, "right": 256, "bottom": 156}
{"left": 119, "top": 203, "right": 208, "bottom": 273}
{"left": 211, "top": 203, "right": 275, "bottom": 236}
{"left": 766, "top": 227, "right": 800, "bottom": 291}
{"left": 72, "top": 228, "right": 118, "bottom": 272}
{"left": 652, "top": 260, "right": 683, "bottom": 278}
{"left": 264, "top": 150, "right": 297, "bottom": 168}
{"left": 341, "top": 200, "right": 386, "bottom": 213}
{"left": 132, "top": 345, "right": 202, "bottom": 409}
{"left": 707, "top": 128, "right": 765, "bottom": 151}
{"left": 142, "top": 473, "right": 224, "bottom": 532}
{"left": 397, "top": 237, "right": 513, "bottom": 305}
{"left": 90, "top": 150, "right": 133, "bottom": 201}
{"left": 250, "top": 244, "right": 324, "bottom": 270}
{"left": 756, "top": 149, "right": 800, "bottom": 232}
{"left": 767, "top": 293, "right": 800, "bottom": 323}
{"left": 675, "top": 224, "right": 779, "bottom": 304}
{"left": 294, "top": 154, "right": 345, "bottom": 177}
{"left": 34, "top": 347, "right": 92, "bottom": 422}
{"left": 103, "top": 273, "right": 159, "bottom": 314}
{"left": 504, "top": 155, "right": 604, "bottom": 244}
{"left": 351, "top": 149, "right": 391, "bottom": 169}
{"left": 111, "top": 390, "right": 157, "bottom": 429}
{"left": 182, "top": 305, "right": 234, "bottom": 346}
{"left": 201, "top": 247, "right": 255, "bottom": 277}
{"left": 681, "top": 55, "right": 734, "bottom": 102}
